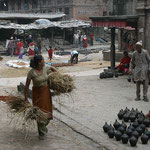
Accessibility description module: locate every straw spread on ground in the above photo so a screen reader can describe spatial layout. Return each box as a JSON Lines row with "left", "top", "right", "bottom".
{"left": 48, "top": 72, "right": 75, "bottom": 95}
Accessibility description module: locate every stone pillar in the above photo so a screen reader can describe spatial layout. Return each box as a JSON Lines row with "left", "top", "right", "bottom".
{"left": 136, "top": 0, "right": 146, "bottom": 48}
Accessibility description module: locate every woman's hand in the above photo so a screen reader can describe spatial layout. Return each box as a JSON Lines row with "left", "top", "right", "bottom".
{"left": 50, "top": 66, "right": 57, "bottom": 72}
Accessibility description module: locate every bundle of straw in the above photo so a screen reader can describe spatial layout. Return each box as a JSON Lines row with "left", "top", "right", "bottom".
{"left": 48, "top": 72, "right": 75, "bottom": 94}
{"left": 6, "top": 96, "right": 49, "bottom": 124}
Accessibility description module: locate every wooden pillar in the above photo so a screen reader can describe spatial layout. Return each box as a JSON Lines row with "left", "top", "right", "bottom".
{"left": 51, "top": 28, "right": 54, "bottom": 46}
{"left": 118, "top": 28, "right": 123, "bottom": 51}
{"left": 110, "top": 27, "right": 116, "bottom": 70}
{"left": 63, "top": 29, "right": 65, "bottom": 45}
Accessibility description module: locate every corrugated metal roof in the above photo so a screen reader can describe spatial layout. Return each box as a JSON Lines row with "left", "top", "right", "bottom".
{"left": 0, "top": 20, "right": 91, "bottom": 30}
{"left": 0, "top": 12, "right": 66, "bottom": 19}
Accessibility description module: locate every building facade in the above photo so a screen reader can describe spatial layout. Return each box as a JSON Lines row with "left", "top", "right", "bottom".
{"left": 0, "top": 0, "right": 110, "bottom": 20}
{"left": 110, "top": 0, "right": 150, "bottom": 52}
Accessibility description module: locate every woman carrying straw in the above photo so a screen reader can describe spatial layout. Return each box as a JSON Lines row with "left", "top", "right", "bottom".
{"left": 25, "top": 55, "right": 57, "bottom": 140}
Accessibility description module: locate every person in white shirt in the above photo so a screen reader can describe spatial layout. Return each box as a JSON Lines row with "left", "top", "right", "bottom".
{"left": 70, "top": 50, "right": 79, "bottom": 64}
{"left": 73, "top": 32, "right": 79, "bottom": 48}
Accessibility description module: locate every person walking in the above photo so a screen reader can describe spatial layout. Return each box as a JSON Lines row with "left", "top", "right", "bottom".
{"left": 25, "top": 55, "right": 57, "bottom": 140}
{"left": 8, "top": 37, "right": 16, "bottom": 57}
{"left": 29, "top": 41, "right": 35, "bottom": 56}
{"left": 37, "top": 35, "right": 42, "bottom": 54}
{"left": 18, "top": 39, "right": 24, "bottom": 59}
{"left": 26, "top": 35, "right": 33, "bottom": 47}
{"left": 48, "top": 46, "right": 53, "bottom": 61}
{"left": 90, "top": 33, "right": 94, "bottom": 46}
{"left": 129, "top": 41, "right": 150, "bottom": 102}
{"left": 83, "top": 34, "right": 88, "bottom": 55}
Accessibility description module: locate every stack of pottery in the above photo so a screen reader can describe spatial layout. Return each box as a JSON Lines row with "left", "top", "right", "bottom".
{"left": 103, "top": 107, "right": 150, "bottom": 147}
{"left": 99, "top": 71, "right": 114, "bottom": 79}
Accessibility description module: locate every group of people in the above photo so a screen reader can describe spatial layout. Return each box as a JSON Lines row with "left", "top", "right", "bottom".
{"left": 73, "top": 32, "right": 94, "bottom": 49}
{"left": 117, "top": 41, "right": 150, "bottom": 102}
{"left": 7, "top": 35, "right": 42, "bottom": 59}
{"left": 7, "top": 37, "right": 24, "bottom": 59}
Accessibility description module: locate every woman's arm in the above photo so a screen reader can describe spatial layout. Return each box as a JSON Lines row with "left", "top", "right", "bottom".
{"left": 25, "top": 78, "right": 31, "bottom": 103}
{"left": 50, "top": 66, "right": 57, "bottom": 72}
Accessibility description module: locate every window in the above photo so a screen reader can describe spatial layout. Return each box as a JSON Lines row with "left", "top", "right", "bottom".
{"left": 17, "top": 1, "right": 21, "bottom": 10}
{"left": 103, "top": 11, "right": 107, "bottom": 16}
{"left": 32, "top": 0, "right": 38, "bottom": 9}
{"left": 48, "top": 10, "right": 53, "bottom": 13}
{"left": 103, "top": 0, "right": 108, "bottom": 3}
{"left": 64, "top": 0, "right": 69, "bottom": 4}
{"left": 47, "top": 0, "right": 52, "bottom": 5}
{"left": 57, "top": 0, "right": 62, "bottom": 4}
{"left": 42, "top": 0, "right": 47, "bottom": 5}
{"left": 65, "top": 7, "right": 70, "bottom": 15}
{"left": 57, "top": 8, "right": 62, "bottom": 12}
{"left": 114, "top": 0, "right": 118, "bottom": 4}
{"left": 24, "top": 0, "right": 29, "bottom": 10}
{"left": 10, "top": 0, "right": 15, "bottom": 10}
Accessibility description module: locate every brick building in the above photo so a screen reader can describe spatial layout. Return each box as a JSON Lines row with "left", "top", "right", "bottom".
{"left": 110, "top": 0, "right": 150, "bottom": 52}
{"left": 0, "top": 0, "right": 110, "bottom": 20}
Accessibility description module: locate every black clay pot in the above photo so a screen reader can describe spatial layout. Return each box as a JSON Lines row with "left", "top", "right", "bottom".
{"left": 128, "top": 78, "right": 131, "bottom": 82}
{"left": 143, "top": 118, "right": 150, "bottom": 127}
{"left": 103, "top": 122, "right": 110, "bottom": 133}
{"left": 99, "top": 73, "right": 104, "bottom": 79}
{"left": 128, "top": 124, "right": 135, "bottom": 131}
{"left": 121, "top": 121, "right": 127, "bottom": 130}
{"left": 139, "top": 124, "right": 146, "bottom": 132}
{"left": 118, "top": 109, "right": 124, "bottom": 120}
{"left": 132, "top": 122, "right": 139, "bottom": 128}
{"left": 100, "top": 72, "right": 107, "bottom": 79}
{"left": 115, "top": 73, "right": 118, "bottom": 78}
{"left": 115, "top": 131, "right": 122, "bottom": 141}
{"left": 137, "top": 117, "right": 144, "bottom": 124}
{"left": 130, "top": 114, "right": 136, "bottom": 122}
{"left": 118, "top": 126, "right": 126, "bottom": 134}
{"left": 109, "top": 124, "right": 114, "bottom": 131}
{"left": 135, "top": 127, "right": 143, "bottom": 136}
{"left": 138, "top": 111, "right": 145, "bottom": 118}
{"left": 144, "top": 129, "right": 150, "bottom": 139}
{"left": 123, "top": 114, "right": 130, "bottom": 122}
{"left": 132, "top": 130, "right": 140, "bottom": 139}
{"left": 131, "top": 108, "right": 135, "bottom": 112}
{"left": 124, "top": 107, "right": 130, "bottom": 113}
{"left": 121, "top": 134, "right": 129, "bottom": 144}
{"left": 126, "top": 128, "right": 133, "bottom": 137}
{"left": 108, "top": 129, "right": 115, "bottom": 138}
{"left": 105, "top": 72, "right": 113, "bottom": 78}
{"left": 113, "top": 120, "right": 121, "bottom": 130}
{"left": 129, "top": 136, "right": 138, "bottom": 147}
{"left": 141, "top": 134, "right": 149, "bottom": 144}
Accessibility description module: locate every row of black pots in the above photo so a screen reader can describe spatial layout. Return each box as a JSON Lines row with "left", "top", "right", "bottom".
{"left": 103, "top": 121, "right": 150, "bottom": 146}
{"left": 99, "top": 72, "right": 114, "bottom": 79}
{"left": 118, "top": 107, "right": 144, "bottom": 120}
{"left": 117, "top": 108, "right": 150, "bottom": 127}
{"left": 108, "top": 130, "right": 149, "bottom": 145}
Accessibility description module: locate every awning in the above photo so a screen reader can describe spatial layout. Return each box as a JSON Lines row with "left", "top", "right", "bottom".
{"left": 93, "top": 21, "right": 126, "bottom": 28}
{"left": 90, "top": 15, "right": 138, "bottom": 28}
